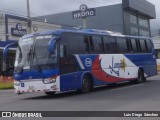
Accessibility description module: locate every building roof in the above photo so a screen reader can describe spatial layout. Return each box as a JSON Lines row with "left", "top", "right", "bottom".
{"left": 0, "top": 40, "right": 17, "bottom": 49}
{"left": 122, "top": 0, "right": 156, "bottom": 19}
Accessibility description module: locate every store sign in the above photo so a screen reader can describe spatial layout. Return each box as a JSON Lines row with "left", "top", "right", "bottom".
{"left": 11, "top": 23, "right": 27, "bottom": 37}
{"left": 72, "top": 4, "right": 96, "bottom": 19}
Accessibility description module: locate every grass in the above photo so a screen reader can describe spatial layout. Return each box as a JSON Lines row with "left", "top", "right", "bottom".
{"left": 0, "top": 82, "right": 14, "bottom": 89}
{"left": 0, "top": 76, "right": 14, "bottom": 89}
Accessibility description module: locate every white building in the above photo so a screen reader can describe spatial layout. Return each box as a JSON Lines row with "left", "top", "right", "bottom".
{"left": 0, "top": 13, "right": 61, "bottom": 71}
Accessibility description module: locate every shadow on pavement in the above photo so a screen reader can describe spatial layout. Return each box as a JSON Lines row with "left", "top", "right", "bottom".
{"left": 23, "top": 80, "right": 152, "bottom": 100}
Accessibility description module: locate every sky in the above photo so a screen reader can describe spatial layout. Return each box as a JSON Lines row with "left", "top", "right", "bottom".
{"left": 0, "top": 0, "right": 123, "bottom": 17}
{"left": 0, "top": 0, "right": 159, "bottom": 34}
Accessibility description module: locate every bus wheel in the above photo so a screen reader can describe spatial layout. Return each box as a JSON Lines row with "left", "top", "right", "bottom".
{"left": 81, "top": 75, "right": 93, "bottom": 93}
{"left": 45, "top": 92, "right": 55, "bottom": 96}
{"left": 137, "top": 69, "right": 145, "bottom": 83}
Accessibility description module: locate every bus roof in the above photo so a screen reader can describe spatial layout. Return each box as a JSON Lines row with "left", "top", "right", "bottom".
{"left": 22, "top": 29, "right": 151, "bottom": 39}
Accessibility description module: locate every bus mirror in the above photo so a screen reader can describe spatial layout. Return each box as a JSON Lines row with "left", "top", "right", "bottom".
{"left": 48, "top": 36, "right": 60, "bottom": 54}
{"left": 3, "top": 43, "right": 17, "bottom": 63}
{"left": 48, "top": 37, "right": 58, "bottom": 54}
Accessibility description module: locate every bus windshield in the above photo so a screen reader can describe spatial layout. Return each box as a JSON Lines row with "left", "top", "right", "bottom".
{"left": 14, "top": 35, "right": 57, "bottom": 72}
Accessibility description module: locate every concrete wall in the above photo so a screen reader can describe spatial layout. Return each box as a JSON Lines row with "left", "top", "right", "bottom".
{"left": 0, "top": 13, "right": 61, "bottom": 41}
{"left": 37, "top": 4, "right": 124, "bottom": 34}
{"left": 122, "top": 0, "right": 156, "bottom": 19}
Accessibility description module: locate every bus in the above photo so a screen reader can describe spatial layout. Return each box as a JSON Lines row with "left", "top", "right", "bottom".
{"left": 3, "top": 29, "right": 157, "bottom": 95}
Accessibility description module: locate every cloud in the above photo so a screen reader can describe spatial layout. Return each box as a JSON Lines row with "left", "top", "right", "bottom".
{"left": 0, "top": 0, "right": 122, "bottom": 16}
{"left": 0, "top": 0, "right": 159, "bottom": 35}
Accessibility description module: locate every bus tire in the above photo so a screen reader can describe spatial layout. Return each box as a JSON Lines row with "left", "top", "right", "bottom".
{"left": 45, "top": 92, "right": 55, "bottom": 96}
{"left": 81, "top": 75, "right": 93, "bottom": 93}
{"left": 137, "top": 69, "right": 145, "bottom": 83}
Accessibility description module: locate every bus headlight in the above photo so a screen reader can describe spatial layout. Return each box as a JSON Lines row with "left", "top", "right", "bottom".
{"left": 14, "top": 81, "right": 20, "bottom": 86}
{"left": 43, "top": 78, "right": 56, "bottom": 84}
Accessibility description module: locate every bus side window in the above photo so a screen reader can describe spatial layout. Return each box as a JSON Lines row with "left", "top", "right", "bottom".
{"left": 117, "top": 37, "right": 128, "bottom": 53}
{"left": 91, "top": 36, "right": 104, "bottom": 53}
{"left": 139, "top": 39, "right": 147, "bottom": 53}
{"left": 146, "top": 39, "right": 153, "bottom": 53}
{"left": 89, "top": 36, "right": 94, "bottom": 53}
{"left": 103, "top": 36, "right": 118, "bottom": 54}
{"left": 60, "top": 33, "right": 81, "bottom": 74}
{"left": 131, "top": 39, "right": 138, "bottom": 53}
{"left": 136, "top": 39, "right": 141, "bottom": 53}
{"left": 60, "top": 45, "right": 67, "bottom": 58}
{"left": 84, "top": 36, "right": 90, "bottom": 53}
{"left": 60, "top": 45, "right": 68, "bottom": 65}
{"left": 126, "top": 39, "right": 132, "bottom": 53}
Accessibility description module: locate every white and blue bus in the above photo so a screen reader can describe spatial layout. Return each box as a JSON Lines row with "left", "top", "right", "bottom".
{"left": 4, "top": 29, "right": 157, "bottom": 95}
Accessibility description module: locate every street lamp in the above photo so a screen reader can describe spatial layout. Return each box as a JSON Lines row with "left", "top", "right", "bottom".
{"left": 44, "top": 19, "right": 47, "bottom": 23}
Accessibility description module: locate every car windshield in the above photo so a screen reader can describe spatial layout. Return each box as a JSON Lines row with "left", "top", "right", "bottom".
{"left": 14, "top": 35, "right": 57, "bottom": 72}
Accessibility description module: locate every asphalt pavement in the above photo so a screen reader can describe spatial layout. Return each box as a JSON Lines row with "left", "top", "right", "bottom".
{"left": 0, "top": 75, "right": 160, "bottom": 120}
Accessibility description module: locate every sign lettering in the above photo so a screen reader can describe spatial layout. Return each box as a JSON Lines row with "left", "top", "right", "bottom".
{"left": 11, "top": 23, "right": 27, "bottom": 37}
{"left": 72, "top": 4, "right": 96, "bottom": 19}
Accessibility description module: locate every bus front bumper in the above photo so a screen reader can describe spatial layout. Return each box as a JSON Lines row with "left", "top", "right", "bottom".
{"left": 14, "top": 77, "right": 60, "bottom": 94}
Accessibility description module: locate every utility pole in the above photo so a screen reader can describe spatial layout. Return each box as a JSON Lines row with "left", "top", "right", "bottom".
{"left": 83, "top": 18, "right": 87, "bottom": 29}
{"left": 27, "top": 0, "right": 31, "bottom": 34}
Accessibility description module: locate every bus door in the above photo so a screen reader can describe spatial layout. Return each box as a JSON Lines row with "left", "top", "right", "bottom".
{"left": 59, "top": 44, "right": 80, "bottom": 90}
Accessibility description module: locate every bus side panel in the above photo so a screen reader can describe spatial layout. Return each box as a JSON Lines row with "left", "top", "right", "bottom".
{"left": 90, "top": 54, "right": 138, "bottom": 84}
{"left": 91, "top": 70, "right": 108, "bottom": 86}
{"left": 59, "top": 72, "right": 83, "bottom": 91}
{"left": 125, "top": 54, "right": 157, "bottom": 77}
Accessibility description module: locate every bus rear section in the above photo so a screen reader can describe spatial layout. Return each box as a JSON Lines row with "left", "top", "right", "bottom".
{"left": 57, "top": 32, "right": 157, "bottom": 92}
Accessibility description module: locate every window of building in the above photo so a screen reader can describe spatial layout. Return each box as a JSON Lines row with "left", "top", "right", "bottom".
{"left": 139, "top": 29, "right": 150, "bottom": 36}
{"left": 131, "top": 27, "right": 139, "bottom": 36}
{"left": 138, "top": 16, "right": 149, "bottom": 28}
{"left": 103, "top": 36, "right": 118, "bottom": 54}
{"left": 129, "top": 12, "right": 137, "bottom": 24}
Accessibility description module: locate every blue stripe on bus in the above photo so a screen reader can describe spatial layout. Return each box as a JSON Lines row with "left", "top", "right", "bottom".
{"left": 14, "top": 68, "right": 59, "bottom": 80}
